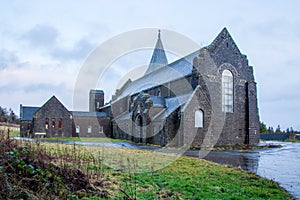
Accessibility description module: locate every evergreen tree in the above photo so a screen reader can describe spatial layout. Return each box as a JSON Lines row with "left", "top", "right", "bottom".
{"left": 275, "top": 125, "right": 281, "bottom": 133}
{"left": 267, "top": 126, "right": 275, "bottom": 133}
{"left": 0, "top": 106, "right": 18, "bottom": 124}
{"left": 8, "top": 108, "right": 16, "bottom": 123}
{"left": 260, "top": 122, "right": 267, "bottom": 133}
{"left": 0, "top": 107, "right": 8, "bottom": 122}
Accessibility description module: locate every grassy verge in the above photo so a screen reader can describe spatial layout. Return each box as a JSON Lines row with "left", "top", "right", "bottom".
{"left": 284, "top": 139, "right": 300, "bottom": 143}
{"left": 115, "top": 157, "right": 291, "bottom": 199}
{"left": 210, "top": 143, "right": 282, "bottom": 151}
{"left": 0, "top": 125, "right": 20, "bottom": 137}
{"left": 0, "top": 133, "right": 293, "bottom": 199}
{"left": 38, "top": 137, "right": 283, "bottom": 151}
{"left": 43, "top": 143, "right": 293, "bottom": 199}
{"left": 37, "top": 137, "right": 125, "bottom": 143}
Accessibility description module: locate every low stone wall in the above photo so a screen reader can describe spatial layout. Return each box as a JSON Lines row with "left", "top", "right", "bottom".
{"left": 260, "top": 133, "right": 290, "bottom": 141}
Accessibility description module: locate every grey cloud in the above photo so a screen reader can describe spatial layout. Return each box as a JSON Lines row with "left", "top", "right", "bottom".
{"left": 20, "top": 24, "right": 59, "bottom": 47}
{"left": 51, "top": 38, "right": 94, "bottom": 60}
{"left": 0, "top": 49, "right": 29, "bottom": 69}
{"left": 252, "top": 19, "right": 298, "bottom": 39}
{"left": 23, "top": 83, "right": 66, "bottom": 93}
{"left": 0, "top": 49, "right": 18, "bottom": 69}
{"left": 0, "top": 82, "right": 66, "bottom": 94}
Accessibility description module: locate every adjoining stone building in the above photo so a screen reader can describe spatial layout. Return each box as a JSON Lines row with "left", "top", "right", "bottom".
{"left": 19, "top": 106, "right": 39, "bottom": 137}
{"left": 31, "top": 96, "right": 73, "bottom": 137}
{"left": 20, "top": 91, "right": 110, "bottom": 138}
{"left": 20, "top": 27, "right": 260, "bottom": 148}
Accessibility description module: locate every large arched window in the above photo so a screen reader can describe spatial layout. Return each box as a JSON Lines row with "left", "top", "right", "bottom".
{"left": 222, "top": 70, "right": 233, "bottom": 112}
{"left": 195, "top": 109, "right": 204, "bottom": 128}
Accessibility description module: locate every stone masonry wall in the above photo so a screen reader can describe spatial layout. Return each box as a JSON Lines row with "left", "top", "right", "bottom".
{"left": 33, "top": 97, "right": 73, "bottom": 137}
{"left": 73, "top": 116, "right": 111, "bottom": 137}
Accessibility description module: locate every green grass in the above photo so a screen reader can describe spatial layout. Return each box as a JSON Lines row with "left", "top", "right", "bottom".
{"left": 110, "top": 156, "right": 292, "bottom": 199}
{"left": 0, "top": 125, "right": 20, "bottom": 137}
{"left": 285, "top": 139, "right": 300, "bottom": 143}
{"left": 37, "top": 137, "right": 125, "bottom": 143}
{"left": 35, "top": 142, "right": 293, "bottom": 199}
{"left": 1, "top": 129, "right": 294, "bottom": 199}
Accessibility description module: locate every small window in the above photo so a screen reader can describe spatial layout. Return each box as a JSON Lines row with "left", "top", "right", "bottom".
{"left": 195, "top": 110, "right": 204, "bottom": 128}
{"left": 58, "top": 118, "right": 62, "bottom": 129}
{"left": 76, "top": 125, "right": 80, "bottom": 133}
{"left": 96, "top": 102, "right": 100, "bottom": 109}
{"left": 45, "top": 118, "right": 49, "bottom": 129}
{"left": 99, "top": 126, "right": 104, "bottom": 134}
{"left": 51, "top": 118, "right": 55, "bottom": 128}
{"left": 87, "top": 126, "right": 92, "bottom": 133}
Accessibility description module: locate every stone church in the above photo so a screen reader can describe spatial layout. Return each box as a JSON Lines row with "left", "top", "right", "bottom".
{"left": 20, "top": 27, "right": 260, "bottom": 148}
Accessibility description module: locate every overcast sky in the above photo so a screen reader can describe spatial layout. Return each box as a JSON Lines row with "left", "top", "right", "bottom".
{"left": 0, "top": 0, "right": 299, "bottom": 130}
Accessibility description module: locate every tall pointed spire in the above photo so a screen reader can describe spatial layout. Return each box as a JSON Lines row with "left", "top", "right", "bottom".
{"left": 144, "top": 30, "right": 168, "bottom": 75}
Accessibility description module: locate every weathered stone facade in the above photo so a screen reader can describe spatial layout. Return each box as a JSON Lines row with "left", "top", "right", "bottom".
{"left": 72, "top": 112, "right": 110, "bottom": 137}
{"left": 89, "top": 90, "right": 104, "bottom": 112}
{"left": 111, "top": 27, "right": 260, "bottom": 147}
{"left": 33, "top": 96, "right": 74, "bottom": 137}
{"left": 20, "top": 120, "right": 33, "bottom": 137}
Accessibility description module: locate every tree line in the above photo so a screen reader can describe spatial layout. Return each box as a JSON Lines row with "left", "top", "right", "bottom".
{"left": 0, "top": 106, "right": 19, "bottom": 124}
{"left": 260, "top": 121, "right": 297, "bottom": 134}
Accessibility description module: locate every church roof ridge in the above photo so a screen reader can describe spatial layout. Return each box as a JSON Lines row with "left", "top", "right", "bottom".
{"left": 113, "top": 50, "right": 199, "bottom": 101}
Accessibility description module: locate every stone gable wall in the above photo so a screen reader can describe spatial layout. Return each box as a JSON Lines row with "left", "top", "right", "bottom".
{"left": 33, "top": 97, "right": 73, "bottom": 137}
{"left": 111, "top": 29, "right": 260, "bottom": 147}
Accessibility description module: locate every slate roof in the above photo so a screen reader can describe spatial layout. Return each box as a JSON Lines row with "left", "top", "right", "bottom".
{"left": 144, "top": 30, "right": 168, "bottom": 75}
{"left": 20, "top": 106, "right": 39, "bottom": 121}
{"left": 150, "top": 96, "right": 166, "bottom": 107}
{"left": 112, "top": 111, "right": 131, "bottom": 121}
{"left": 116, "top": 50, "right": 199, "bottom": 100}
{"left": 71, "top": 111, "right": 109, "bottom": 118}
{"left": 113, "top": 93, "right": 191, "bottom": 122}
{"left": 165, "top": 93, "right": 191, "bottom": 116}
{"left": 152, "top": 93, "right": 191, "bottom": 121}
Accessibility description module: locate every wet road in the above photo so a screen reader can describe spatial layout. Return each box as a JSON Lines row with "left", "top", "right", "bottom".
{"left": 15, "top": 137, "right": 300, "bottom": 199}
{"left": 255, "top": 142, "right": 300, "bottom": 199}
